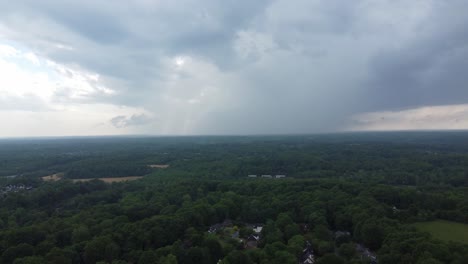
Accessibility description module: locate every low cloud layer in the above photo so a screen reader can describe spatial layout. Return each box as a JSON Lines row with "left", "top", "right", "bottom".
{"left": 0, "top": 0, "right": 468, "bottom": 136}
{"left": 110, "top": 114, "right": 155, "bottom": 129}
{"left": 350, "top": 104, "right": 468, "bottom": 131}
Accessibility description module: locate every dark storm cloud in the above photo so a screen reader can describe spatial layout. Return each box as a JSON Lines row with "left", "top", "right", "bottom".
{"left": 41, "top": 5, "right": 129, "bottom": 44}
{"left": 1, "top": 0, "right": 468, "bottom": 134}
{"left": 366, "top": 3, "right": 468, "bottom": 112}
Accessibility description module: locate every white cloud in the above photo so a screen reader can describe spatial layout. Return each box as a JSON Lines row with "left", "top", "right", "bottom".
{"left": 0, "top": 43, "right": 147, "bottom": 137}
{"left": 0, "top": 104, "right": 149, "bottom": 137}
{"left": 350, "top": 104, "right": 468, "bottom": 131}
{"left": 0, "top": 44, "right": 18, "bottom": 57}
{"left": 0, "top": 43, "right": 117, "bottom": 103}
{"left": 0, "top": 49, "right": 54, "bottom": 100}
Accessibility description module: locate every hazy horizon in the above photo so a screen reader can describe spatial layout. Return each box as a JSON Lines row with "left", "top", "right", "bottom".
{"left": 2, "top": 129, "right": 468, "bottom": 141}
{"left": 1, "top": 1, "right": 468, "bottom": 137}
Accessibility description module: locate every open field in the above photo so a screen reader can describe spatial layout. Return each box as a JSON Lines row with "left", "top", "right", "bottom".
{"left": 148, "top": 164, "right": 170, "bottom": 169}
{"left": 42, "top": 173, "right": 64, "bottom": 182}
{"left": 412, "top": 220, "right": 468, "bottom": 244}
{"left": 72, "top": 176, "right": 144, "bottom": 183}
{"left": 42, "top": 173, "right": 143, "bottom": 183}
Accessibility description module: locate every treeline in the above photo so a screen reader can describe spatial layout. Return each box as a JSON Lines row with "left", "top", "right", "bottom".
{"left": 0, "top": 178, "right": 466, "bottom": 263}
{"left": 64, "top": 161, "right": 152, "bottom": 179}
{"left": 2, "top": 134, "right": 468, "bottom": 185}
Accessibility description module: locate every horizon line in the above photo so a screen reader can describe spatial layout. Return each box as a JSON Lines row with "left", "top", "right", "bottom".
{"left": 1, "top": 129, "right": 468, "bottom": 140}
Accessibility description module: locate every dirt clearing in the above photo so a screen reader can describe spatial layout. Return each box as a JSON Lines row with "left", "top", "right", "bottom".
{"left": 42, "top": 173, "right": 64, "bottom": 182}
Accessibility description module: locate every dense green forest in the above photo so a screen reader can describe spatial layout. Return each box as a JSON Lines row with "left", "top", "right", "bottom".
{"left": 2, "top": 132, "right": 468, "bottom": 185}
{"left": 0, "top": 133, "right": 467, "bottom": 263}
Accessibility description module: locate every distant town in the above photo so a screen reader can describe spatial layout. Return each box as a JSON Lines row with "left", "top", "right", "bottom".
{"left": 1, "top": 184, "right": 33, "bottom": 197}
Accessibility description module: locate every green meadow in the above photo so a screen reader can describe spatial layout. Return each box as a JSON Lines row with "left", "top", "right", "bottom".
{"left": 412, "top": 220, "right": 468, "bottom": 244}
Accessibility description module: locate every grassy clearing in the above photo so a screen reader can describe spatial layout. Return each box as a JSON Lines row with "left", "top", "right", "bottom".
{"left": 412, "top": 220, "right": 468, "bottom": 244}
{"left": 148, "top": 164, "right": 170, "bottom": 169}
{"left": 42, "top": 173, "right": 143, "bottom": 183}
{"left": 72, "top": 176, "right": 143, "bottom": 183}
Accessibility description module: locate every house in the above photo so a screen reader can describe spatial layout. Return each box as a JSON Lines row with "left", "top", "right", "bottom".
{"left": 248, "top": 175, "right": 257, "bottom": 178}
{"left": 275, "top": 175, "right": 286, "bottom": 179}
{"left": 261, "top": 175, "right": 272, "bottom": 178}
{"left": 335, "top": 231, "right": 351, "bottom": 239}
{"left": 246, "top": 234, "right": 259, "bottom": 248}
{"left": 1, "top": 184, "right": 33, "bottom": 195}
{"left": 208, "top": 224, "right": 222, "bottom": 233}
{"left": 300, "top": 241, "right": 315, "bottom": 264}
{"left": 356, "top": 244, "right": 377, "bottom": 264}
{"left": 208, "top": 219, "right": 233, "bottom": 233}
{"left": 248, "top": 234, "right": 260, "bottom": 241}
{"left": 253, "top": 226, "right": 263, "bottom": 233}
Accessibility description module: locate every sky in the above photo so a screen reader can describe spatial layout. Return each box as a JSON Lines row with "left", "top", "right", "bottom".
{"left": 0, "top": 0, "right": 468, "bottom": 137}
